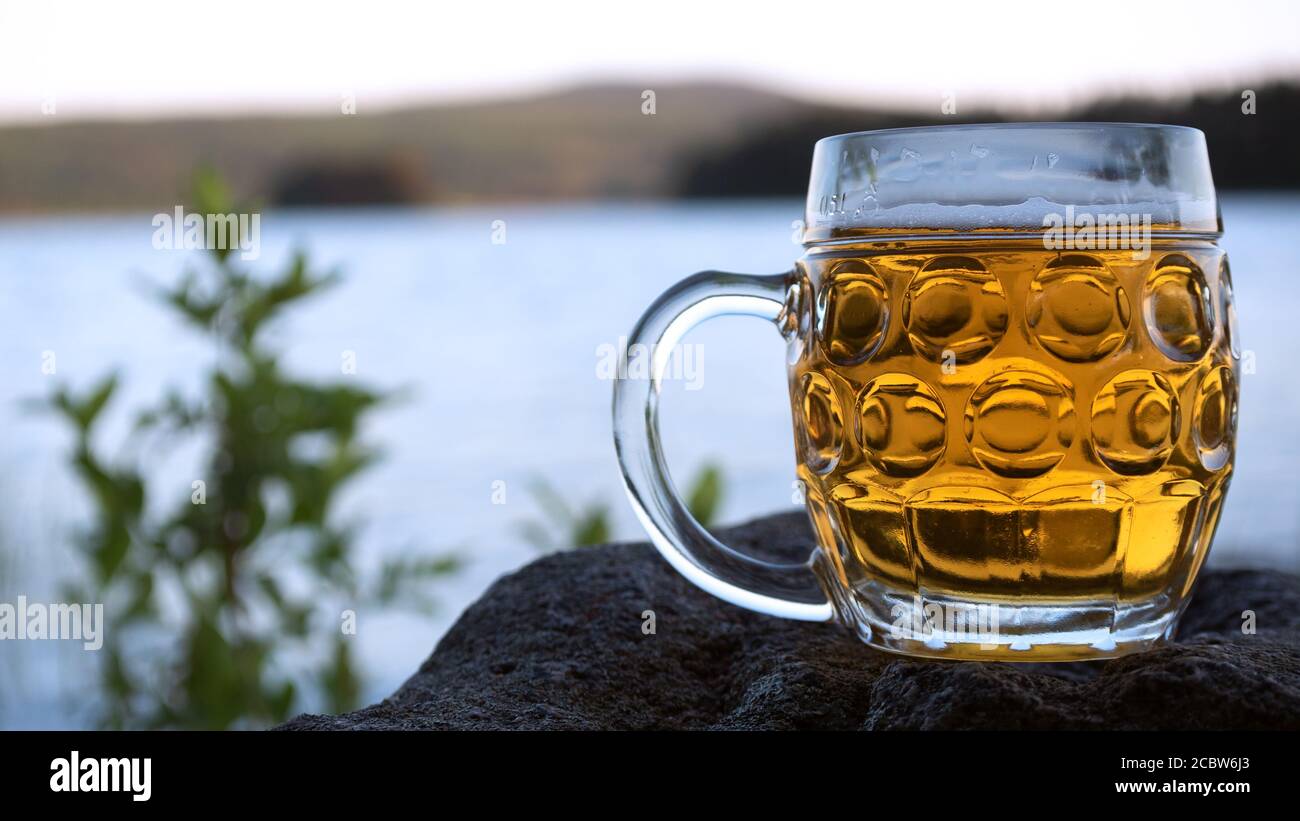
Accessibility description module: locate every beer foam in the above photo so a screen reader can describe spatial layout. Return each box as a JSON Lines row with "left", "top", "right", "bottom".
{"left": 812, "top": 197, "right": 1217, "bottom": 233}
{"left": 804, "top": 123, "right": 1220, "bottom": 236}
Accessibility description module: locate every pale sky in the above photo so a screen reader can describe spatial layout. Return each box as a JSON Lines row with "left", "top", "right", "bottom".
{"left": 0, "top": 0, "right": 1297, "bottom": 122}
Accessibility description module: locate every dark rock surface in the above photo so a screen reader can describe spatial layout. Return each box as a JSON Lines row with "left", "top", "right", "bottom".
{"left": 280, "top": 512, "right": 1300, "bottom": 730}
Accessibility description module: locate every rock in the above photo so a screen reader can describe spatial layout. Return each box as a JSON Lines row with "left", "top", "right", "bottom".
{"left": 278, "top": 512, "right": 1300, "bottom": 730}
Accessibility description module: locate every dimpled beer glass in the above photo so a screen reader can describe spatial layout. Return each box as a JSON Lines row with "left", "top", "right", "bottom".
{"left": 614, "top": 124, "right": 1239, "bottom": 660}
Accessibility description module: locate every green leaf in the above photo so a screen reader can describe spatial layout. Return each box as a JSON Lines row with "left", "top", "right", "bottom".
{"left": 41, "top": 374, "right": 119, "bottom": 432}
{"left": 191, "top": 166, "right": 234, "bottom": 217}
{"left": 321, "top": 637, "right": 359, "bottom": 716}
{"left": 257, "top": 574, "right": 285, "bottom": 608}
{"left": 527, "top": 477, "right": 574, "bottom": 526}
{"left": 686, "top": 463, "right": 724, "bottom": 528}
{"left": 517, "top": 521, "right": 556, "bottom": 553}
{"left": 374, "top": 553, "right": 463, "bottom": 605}
{"left": 572, "top": 507, "right": 611, "bottom": 547}
{"left": 77, "top": 375, "right": 119, "bottom": 430}
{"left": 92, "top": 516, "right": 132, "bottom": 582}
{"left": 121, "top": 572, "right": 155, "bottom": 622}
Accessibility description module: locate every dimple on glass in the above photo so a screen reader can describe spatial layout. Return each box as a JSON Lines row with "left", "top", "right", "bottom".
{"left": 614, "top": 123, "right": 1239, "bottom": 660}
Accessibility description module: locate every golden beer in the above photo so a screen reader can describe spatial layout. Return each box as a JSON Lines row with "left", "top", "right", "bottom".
{"left": 792, "top": 239, "right": 1237, "bottom": 658}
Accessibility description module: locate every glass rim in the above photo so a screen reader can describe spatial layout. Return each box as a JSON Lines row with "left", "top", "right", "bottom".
{"left": 804, "top": 121, "right": 1220, "bottom": 242}
{"left": 814, "top": 121, "right": 1205, "bottom": 145}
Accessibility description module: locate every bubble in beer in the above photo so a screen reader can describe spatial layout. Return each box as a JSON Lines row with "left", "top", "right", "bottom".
{"left": 1144, "top": 254, "right": 1214, "bottom": 362}
{"left": 902, "top": 256, "right": 1008, "bottom": 364}
{"left": 797, "top": 371, "right": 844, "bottom": 473}
{"left": 964, "top": 366, "right": 1075, "bottom": 478}
{"left": 1192, "top": 366, "right": 1237, "bottom": 471}
{"left": 816, "top": 260, "right": 889, "bottom": 365}
{"left": 1218, "top": 258, "right": 1241, "bottom": 360}
{"left": 855, "top": 373, "right": 946, "bottom": 477}
{"left": 1027, "top": 254, "right": 1131, "bottom": 362}
{"left": 1090, "top": 369, "right": 1179, "bottom": 475}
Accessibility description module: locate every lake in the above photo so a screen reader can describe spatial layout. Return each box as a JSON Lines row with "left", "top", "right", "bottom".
{"left": 1, "top": 196, "right": 1297, "bottom": 727}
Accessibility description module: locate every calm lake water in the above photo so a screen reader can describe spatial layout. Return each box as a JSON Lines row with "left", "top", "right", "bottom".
{"left": 1, "top": 196, "right": 1298, "bottom": 727}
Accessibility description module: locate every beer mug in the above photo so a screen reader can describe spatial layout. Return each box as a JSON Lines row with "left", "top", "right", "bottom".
{"left": 613, "top": 124, "right": 1239, "bottom": 660}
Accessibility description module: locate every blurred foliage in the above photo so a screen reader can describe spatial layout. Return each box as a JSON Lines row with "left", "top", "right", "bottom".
{"left": 520, "top": 462, "right": 724, "bottom": 552}
{"left": 39, "top": 169, "right": 460, "bottom": 729}
{"left": 684, "top": 464, "right": 723, "bottom": 528}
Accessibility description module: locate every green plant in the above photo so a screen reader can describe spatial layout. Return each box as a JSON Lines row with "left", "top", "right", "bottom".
{"left": 520, "top": 462, "right": 725, "bottom": 551}
{"left": 41, "top": 170, "right": 459, "bottom": 728}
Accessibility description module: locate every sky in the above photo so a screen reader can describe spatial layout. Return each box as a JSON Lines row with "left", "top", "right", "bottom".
{"left": 0, "top": 0, "right": 1297, "bottom": 123}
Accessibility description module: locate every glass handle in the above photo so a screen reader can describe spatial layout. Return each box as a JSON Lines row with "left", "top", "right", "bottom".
{"left": 612, "top": 270, "right": 834, "bottom": 622}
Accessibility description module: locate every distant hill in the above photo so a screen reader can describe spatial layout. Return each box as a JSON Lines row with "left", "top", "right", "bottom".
{"left": 0, "top": 80, "right": 1296, "bottom": 213}
{"left": 0, "top": 83, "right": 805, "bottom": 212}
{"left": 679, "top": 82, "right": 1300, "bottom": 198}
